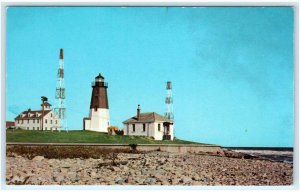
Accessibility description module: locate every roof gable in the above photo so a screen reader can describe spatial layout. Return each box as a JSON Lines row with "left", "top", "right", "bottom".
{"left": 15, "top": 110, "right": 52, "bottom": 120}
{"left": 123, "top": 112, "right": 172, "bottom": 124}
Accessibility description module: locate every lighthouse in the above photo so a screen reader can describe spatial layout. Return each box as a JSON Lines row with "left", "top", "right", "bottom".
{"left": 83, "top": 73, "right": 110, "bottom": 132}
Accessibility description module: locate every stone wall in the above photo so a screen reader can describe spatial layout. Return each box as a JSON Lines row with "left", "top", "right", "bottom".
{"left": 6, "top": 143, "right": 223, "bottom": 154}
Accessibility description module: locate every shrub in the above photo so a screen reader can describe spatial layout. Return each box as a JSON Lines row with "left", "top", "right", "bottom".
{"left": 107, "top": 126, "right": 118, "bottom": 135}
{"left": 115, "top": 130, "right": 124, "bottom": 136}
{"left": 6, "top": 145, "right": 136, "bottom": 159}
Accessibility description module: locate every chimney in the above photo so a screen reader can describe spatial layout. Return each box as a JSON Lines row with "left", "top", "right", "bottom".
{"left": 137, "top": 104, "right": 140, "bottom": 120}
{"left": 60, "top": 48, "right": 64, "bottom": 59}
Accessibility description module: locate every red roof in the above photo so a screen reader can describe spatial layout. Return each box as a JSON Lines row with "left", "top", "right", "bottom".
{"left": 15, "top": 110, "right": 51, "bottom": 120}
{"left": 123, "top": 112, "right": 173, "bottom": 124}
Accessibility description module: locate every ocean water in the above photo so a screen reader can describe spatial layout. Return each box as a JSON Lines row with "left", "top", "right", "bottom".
{"left": 225, "top": 148, "right": 293, "bottom": 164}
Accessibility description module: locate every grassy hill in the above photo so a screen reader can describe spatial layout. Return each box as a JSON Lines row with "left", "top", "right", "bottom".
{"left": 6, "top": 129, "right": 202, "bottom": 144}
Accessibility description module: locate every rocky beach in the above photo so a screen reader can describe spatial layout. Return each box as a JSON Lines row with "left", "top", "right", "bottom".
{"left": 6, "top": 150, "right": 293, "bottom": 186}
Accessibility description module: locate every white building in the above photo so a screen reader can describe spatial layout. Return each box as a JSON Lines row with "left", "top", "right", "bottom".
{"left": 123, "top": 105, "right": 174, "bottom": 140}
{"left": 84, "top": 73, "right": 110, "bottom": 132}
{"left": 15, "top": 102, "right": 60, "bottom": 131}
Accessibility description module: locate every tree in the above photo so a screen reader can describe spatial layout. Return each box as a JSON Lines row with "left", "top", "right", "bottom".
{"left": 41, "top": 96, "right": 48, "bottom": 131}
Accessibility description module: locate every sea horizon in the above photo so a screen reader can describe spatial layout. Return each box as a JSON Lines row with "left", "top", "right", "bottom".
{"left": 223, "top": 147, "right": 293, "bottom": 151}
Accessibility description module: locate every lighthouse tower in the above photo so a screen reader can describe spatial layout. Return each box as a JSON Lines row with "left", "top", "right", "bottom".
{"left": 83, "top": 73, "right": 110, "bottom": 132}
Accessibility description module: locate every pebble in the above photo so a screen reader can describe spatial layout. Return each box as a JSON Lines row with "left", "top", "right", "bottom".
{"left": 32, "top": 156, "right": 45, "bottom": 162}
{"left": 6, "top": 151, "right": 293, "bottom": 185}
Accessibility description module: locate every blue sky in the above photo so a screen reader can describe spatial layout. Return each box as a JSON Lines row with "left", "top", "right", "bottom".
{"left": 6, "top": 7, "right": 294, "bottom": 147}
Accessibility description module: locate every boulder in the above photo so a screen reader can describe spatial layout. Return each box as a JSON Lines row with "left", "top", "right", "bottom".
{"left": 114, "top": 176, "right": 124, "bottom": 184}
{"left": 144, "top": 177, "right": 157, "bottom": 185}
{"left": 32, "top": 156, "right": 45, "bottom": 162}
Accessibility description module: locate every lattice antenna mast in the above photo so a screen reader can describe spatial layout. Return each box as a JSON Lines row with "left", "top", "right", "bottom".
{"left": 55, "top": 48, "right": 67, "bottom": 132}
{"left": 165, "top": 81, "right": 174, "bottom": 121}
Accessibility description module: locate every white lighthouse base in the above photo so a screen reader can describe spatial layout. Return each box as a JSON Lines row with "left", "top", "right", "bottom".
{"left": 84, "top": 108, "right": 110, "bottom": 132}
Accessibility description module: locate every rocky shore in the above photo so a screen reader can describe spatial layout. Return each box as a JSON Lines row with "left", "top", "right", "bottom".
{"left": 6, "top": 151, "right": 292, "bottom": 185}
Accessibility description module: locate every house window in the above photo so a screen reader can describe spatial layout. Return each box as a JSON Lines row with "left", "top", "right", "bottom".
{"left": 37, "top": 127, "right": 39, "bottom": 130}
{"left": 21, "top": 120, "right": 23, "bottom": 124}
{"left": 37, "top": 119, "right": 39, "bottom": 123}
{"left": 45, "top": 119, "right": 47, "bottom": 123}
{"left": 17, "top": 120, "right": 19, "bottom": 124}
{"left": 56, "top": 120, "right": 57, "bottom": 124}
{"left": 158, "top": 124, "right": 161, "bottom": 131}
{"left": 27, "top": 119, "right": 29, "bottom": 123}
{"left": 27, "top": 127, "right": 29, "bottom": 130}
{"left": 132, "top": 124, "right": 135, "bottom": 132}
{"left": 50, "top": 120, "right": 52, "bottom": 124}
{"left": 143, "top": 124, "right": 146, "bottom": 132}
{"left": 33, "top": 120, "right": 35, "bottom": 123}
{"left": 51, "top": 113, "right": 52, "bottom": 117}
{"left": 45, "top": 127, "right": 47, "bottom": 130}
{"left": 33, "top": 127, "right": 35, "bottom": 130}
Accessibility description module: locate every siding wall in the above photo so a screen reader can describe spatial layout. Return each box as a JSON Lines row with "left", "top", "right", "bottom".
{"left": 153, "top": 121, "right": 164, "bottom": 140}
{"left": 15, "top": 111, "right": 60, "bottom": 131}
{"left": 124, "top": 121, "right": 173, "bottom": 140}
{"left": 126, "top": 122, "right": 153, "bottom": 137}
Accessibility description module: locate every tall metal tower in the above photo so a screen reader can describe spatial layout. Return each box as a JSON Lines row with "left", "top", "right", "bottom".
{"left": 55, "top": 48, "right": 67, "bottom": 131}
{"left": 165, "top": 81, "right": 174, "bottom": 121}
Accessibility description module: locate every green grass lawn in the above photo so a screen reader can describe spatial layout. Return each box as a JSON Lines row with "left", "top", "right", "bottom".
{"left": 6, "top": 129, "right": 203, "bottom": 144}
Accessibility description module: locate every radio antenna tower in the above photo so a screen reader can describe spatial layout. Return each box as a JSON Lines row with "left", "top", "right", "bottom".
{"left": 165, "top": 81, "right": 174, "bottom": 121}
{"left": 55, "top": 48, "right": 67, "bottom": 132}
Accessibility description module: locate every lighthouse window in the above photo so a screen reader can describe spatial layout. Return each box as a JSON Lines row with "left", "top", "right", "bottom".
{"left": 132, "top": 124, "right": 135, "bottom": 132}
{"left": 143, "top": 124, "right": 146, "bottom": 132}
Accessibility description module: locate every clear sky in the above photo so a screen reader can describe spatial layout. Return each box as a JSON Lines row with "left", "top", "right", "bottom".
{"left": 6, "top": 7, "right": 294, "bottom": 147}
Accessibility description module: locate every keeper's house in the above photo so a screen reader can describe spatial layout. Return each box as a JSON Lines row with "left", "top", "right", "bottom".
{"left": 122, "top": 105, "right": 174, "bottom": 140}
{"left": 14, "top": 101, "right": 60, "bottom": 131}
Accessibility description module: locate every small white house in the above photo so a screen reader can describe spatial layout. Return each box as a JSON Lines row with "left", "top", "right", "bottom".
{"left": 122, "top": 105, "right": 174, "bottom": 140}
{"left": 15, "top": 102, "right": 60, "bottom": 131}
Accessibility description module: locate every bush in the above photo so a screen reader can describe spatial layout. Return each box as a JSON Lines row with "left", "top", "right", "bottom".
{"left": 115, "top": 130, "right": 124, "bottom": 136}
{"left": 107, "top": 126, "right": 119, "bottom": 135}
{"left": 6, "top": 145, "right": 135, "bottom": 159}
